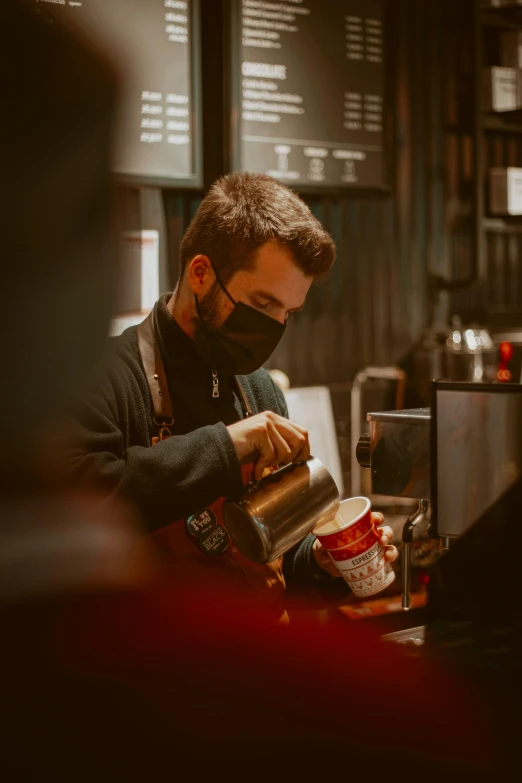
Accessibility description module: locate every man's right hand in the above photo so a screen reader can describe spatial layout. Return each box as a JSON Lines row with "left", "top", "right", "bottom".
{"left": 227, "top": 411, "right": 310, "bottom": 480}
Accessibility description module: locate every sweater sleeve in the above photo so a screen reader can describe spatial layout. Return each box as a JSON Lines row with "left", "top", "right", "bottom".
{"left": 272, "top": 382, "right": 289, "bottom": 418}
{"left": 67, "top": 388, "right": 244, "bottom": 534}
{"left": 283, "top": 534, "right": 353, "bottom": 598}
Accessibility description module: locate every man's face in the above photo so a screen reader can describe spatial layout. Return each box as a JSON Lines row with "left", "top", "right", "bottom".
{"left": 197, "top": 241, "right": 312, "bottom": 329}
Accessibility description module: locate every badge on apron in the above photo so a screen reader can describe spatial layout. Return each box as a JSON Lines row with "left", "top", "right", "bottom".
{"left": 186, "top": 508, "right": 230, "bottom": 556}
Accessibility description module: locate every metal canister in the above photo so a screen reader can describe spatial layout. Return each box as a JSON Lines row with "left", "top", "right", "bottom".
{"left": 222, "top": 456, "right": 340, "bottom": 564}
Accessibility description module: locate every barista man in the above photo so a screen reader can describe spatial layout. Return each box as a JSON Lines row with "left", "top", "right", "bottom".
{"left": 71, "top": 172, "right": 397, "bottom": 619}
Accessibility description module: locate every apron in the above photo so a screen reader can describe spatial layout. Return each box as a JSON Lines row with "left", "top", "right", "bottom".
{"left": 137, "top": 313, "right": 288, "bottom": 622}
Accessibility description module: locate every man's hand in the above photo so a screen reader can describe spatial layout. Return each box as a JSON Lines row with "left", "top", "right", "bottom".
{"left": 227, "top": 411, "right": 310, "bottom": 480}
{"left": 312, "top": 513, "right": 399, "bottom": 578}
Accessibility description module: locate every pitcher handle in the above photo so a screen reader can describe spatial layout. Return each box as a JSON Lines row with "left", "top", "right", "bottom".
{"left": 241, "top": 456, "right": 310, "bottom": 491}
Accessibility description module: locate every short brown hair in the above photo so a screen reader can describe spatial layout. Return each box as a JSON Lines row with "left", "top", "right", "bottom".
{"left": 179, "top": 172, "right": 336, "bottom": 283}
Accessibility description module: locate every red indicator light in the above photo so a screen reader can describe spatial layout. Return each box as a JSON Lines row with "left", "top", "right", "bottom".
{"left": 499, "top": 342, "right": 514, "bottom": 363}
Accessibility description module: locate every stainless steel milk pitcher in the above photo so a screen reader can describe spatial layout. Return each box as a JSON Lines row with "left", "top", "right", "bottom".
{"left": 222, "top": 456, "right": 340, "bottom": 564}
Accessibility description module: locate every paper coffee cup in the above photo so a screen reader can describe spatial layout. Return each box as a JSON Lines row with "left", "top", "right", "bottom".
{"left": 313, "top": 497, "right": 395, "bottom": 598}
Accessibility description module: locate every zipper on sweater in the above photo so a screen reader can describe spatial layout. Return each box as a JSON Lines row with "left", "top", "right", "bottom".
{"left": 212, "top": 370, "right": 219, "bottom": 398}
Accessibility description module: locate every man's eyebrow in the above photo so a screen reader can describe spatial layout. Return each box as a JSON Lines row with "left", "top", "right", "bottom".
{"left": 250, "top": 290, "right": 305, "bottom": 312}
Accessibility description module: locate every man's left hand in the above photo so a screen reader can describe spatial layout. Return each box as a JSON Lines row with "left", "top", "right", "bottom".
{"left": 312, "top": 512, "right": 398, "bottom": 578}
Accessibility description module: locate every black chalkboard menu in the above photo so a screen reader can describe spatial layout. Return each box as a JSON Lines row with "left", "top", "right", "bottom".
{"left": 231, "top": 0, "right": 386, "bottom": 190}
{"left": 36, "top": 0, "right": 202, "bottom": 187}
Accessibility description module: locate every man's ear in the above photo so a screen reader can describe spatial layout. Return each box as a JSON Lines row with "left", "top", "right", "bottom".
{"left": 187, "top": 255, "right": 213, "bottom": 295}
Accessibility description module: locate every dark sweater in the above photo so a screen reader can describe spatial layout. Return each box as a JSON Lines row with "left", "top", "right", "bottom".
{"left": 69, "top": 294, "right": 323, "bottom": 589}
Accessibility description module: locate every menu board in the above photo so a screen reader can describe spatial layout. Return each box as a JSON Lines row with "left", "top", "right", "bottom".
{"left": 234, "top": 0, "right": 386, "bottom": 189}
{"left": 37, "top": 0, "right": 201, "bottom": 186}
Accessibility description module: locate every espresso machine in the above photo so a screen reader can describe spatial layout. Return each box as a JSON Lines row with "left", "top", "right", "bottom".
{"left": 356, "top": 381, "right": 522, "bottom": 612}
{"left": 356, "top": 407, "right": 432, "bottom": 611}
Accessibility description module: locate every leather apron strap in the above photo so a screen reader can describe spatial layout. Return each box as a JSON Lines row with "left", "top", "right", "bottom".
{"left": 137, "top": 312, "right": 174, "bottom": 433}
{"left": 234, "top": 375, "right": 253, "bottom": 418}
{"left": 137, "top": 310, "right": 253, "bottom": 437}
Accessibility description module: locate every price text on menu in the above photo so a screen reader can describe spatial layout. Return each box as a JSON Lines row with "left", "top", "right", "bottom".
{"left": 239, "top": 0, "right": 385, "bottom": 188}
{"left": 38, "top": 0, "right": 195, "bottom": 183}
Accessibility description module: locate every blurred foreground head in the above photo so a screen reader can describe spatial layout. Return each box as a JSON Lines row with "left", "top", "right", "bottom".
{"left": 0, "top": 4, "right": 149, "bottom": 598}
{"left": 0, "top": 1, "right": 120, "bottom": 491}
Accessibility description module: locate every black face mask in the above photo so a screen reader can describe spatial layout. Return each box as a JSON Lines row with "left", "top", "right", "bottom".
{"left": 193, "top": 270, "right": 286, "bottom": 375}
